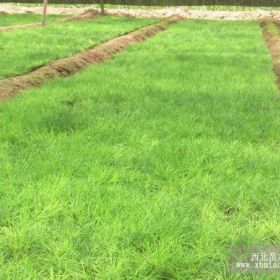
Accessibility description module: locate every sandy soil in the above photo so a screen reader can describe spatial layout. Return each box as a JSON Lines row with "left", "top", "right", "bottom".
{"left": 1, "top": 4, "right": 280, "bottom": 21}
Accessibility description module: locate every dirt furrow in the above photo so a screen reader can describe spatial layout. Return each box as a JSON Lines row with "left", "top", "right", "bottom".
{"left": 0, "top": 18, "right": 180, "bottom": 101}
{"left": 260, "top": 20, "right": 280, "bottom": 87}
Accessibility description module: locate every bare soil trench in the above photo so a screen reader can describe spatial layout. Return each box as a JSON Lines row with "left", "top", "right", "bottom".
{"left": 261, "top": 20, "right": 280, "bottom": 87}
{"left": 0, "top": 18, "right": 179, "bottom": 101}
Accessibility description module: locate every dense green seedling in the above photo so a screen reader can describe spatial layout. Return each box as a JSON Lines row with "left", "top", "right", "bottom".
{"left": 0, "top": 20, "right": 279, "bottom": 279}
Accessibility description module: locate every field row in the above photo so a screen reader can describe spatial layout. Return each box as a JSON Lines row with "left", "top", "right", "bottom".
{"left": 0, "top": 16, "right": 156, "bottom": 79}
{"left": 1, "top": 17, "right": 280, "bottom": 279}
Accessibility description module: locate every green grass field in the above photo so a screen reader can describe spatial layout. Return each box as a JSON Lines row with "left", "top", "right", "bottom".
{"left": 0, "top": 13, "right": 65, "bottom": 26}
{"left": 1, "top": 19, "right": 280, "bottom": 279}
{"left": 0, "top": 16, "right": 156, "bottom": 79}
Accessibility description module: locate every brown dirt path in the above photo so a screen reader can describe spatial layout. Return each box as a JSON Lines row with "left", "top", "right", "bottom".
{"left": 0, "top": 3, "right": 280, "bottom": 20}
{"left": 0, "top": 18, "right": 179, "bottom": 101}
{"left": 1, "top": 4, "right": 280, "bottom": 21}
{"left": 260, "top": 20, "right": 280, "bottom": 87}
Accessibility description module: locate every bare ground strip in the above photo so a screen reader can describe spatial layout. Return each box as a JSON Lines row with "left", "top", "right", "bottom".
{"left": 261, "top": 20, "right": 280, "bottom": 87}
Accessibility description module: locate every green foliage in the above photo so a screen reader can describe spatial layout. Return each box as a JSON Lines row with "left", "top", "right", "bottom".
{"left": 0, "top": 20, "right": 280, "bottom": 279}
{"left": 265, "top": 21, "right": 280, "bottom": 36}
{"left": 0, "top": 14, "right": 65, "bottom": 26}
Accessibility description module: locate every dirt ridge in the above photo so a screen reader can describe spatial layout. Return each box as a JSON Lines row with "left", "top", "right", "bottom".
{"left": 0, "top": 18, "right": 179, "bottom": 101}
{"left": 261, "top": 20, "right": 280, "bottom": 87}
